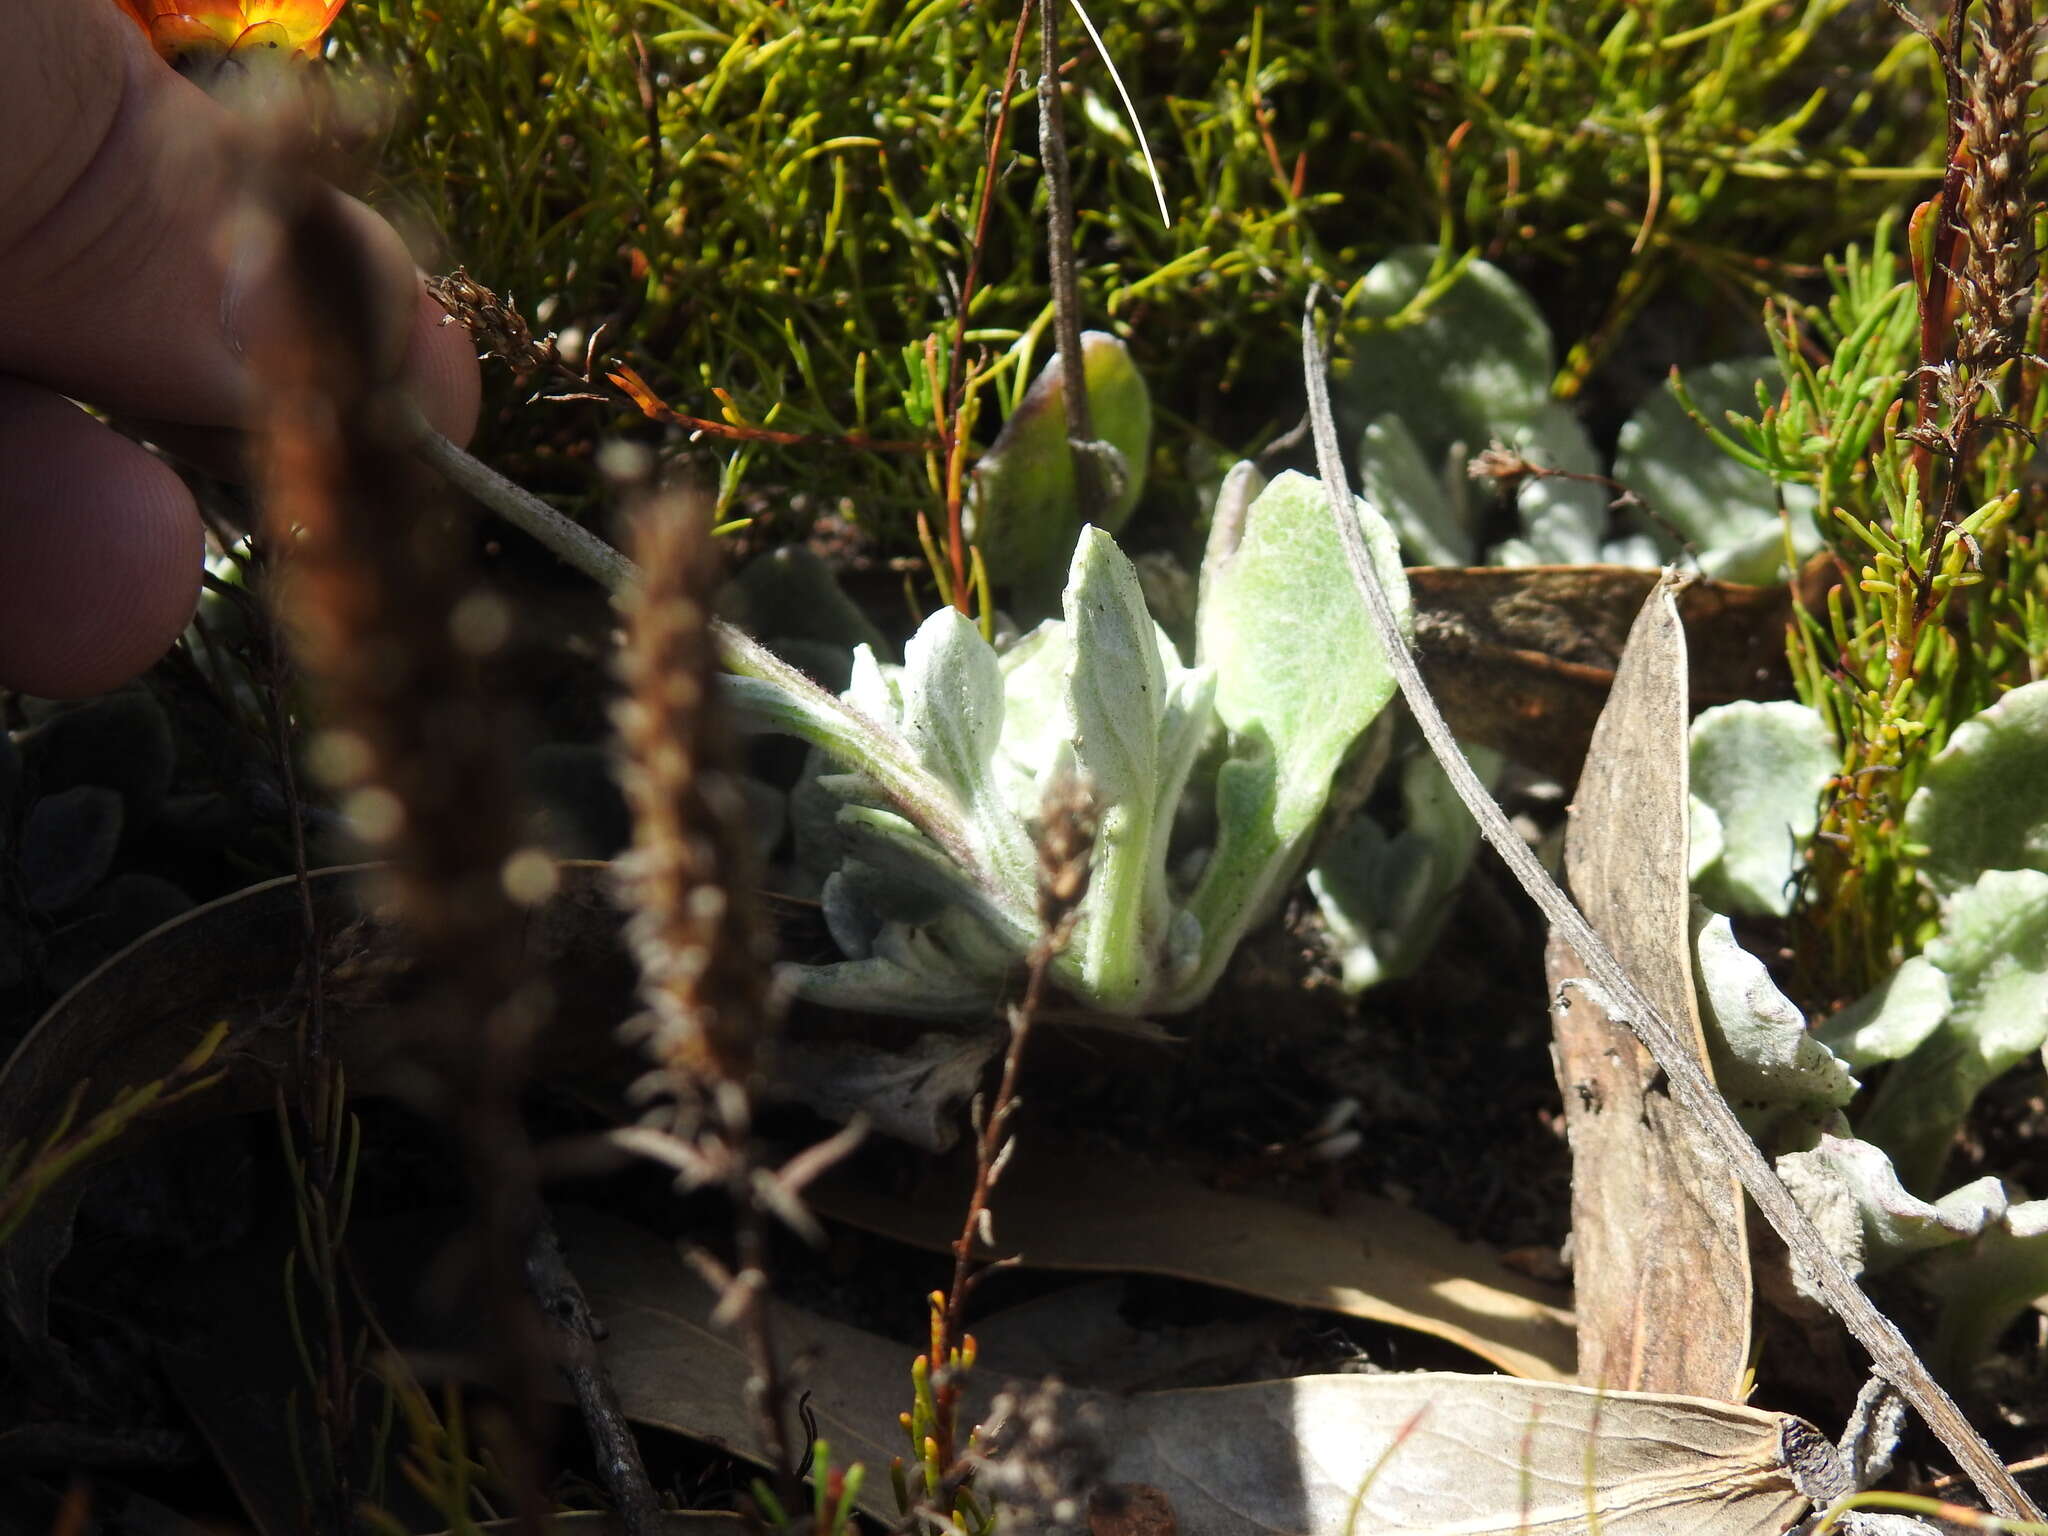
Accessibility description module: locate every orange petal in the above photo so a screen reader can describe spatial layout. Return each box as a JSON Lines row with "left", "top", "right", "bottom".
{"left": 109, "top": 0, "right": 347, "bottom": 60}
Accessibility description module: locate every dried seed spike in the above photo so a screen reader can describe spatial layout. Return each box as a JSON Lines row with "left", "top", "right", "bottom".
{"left": 612, "top": 489, "right": 774, "bottom": 1106}
{"left": 1954, "top": 0, "right": 2043, "bottom": 377}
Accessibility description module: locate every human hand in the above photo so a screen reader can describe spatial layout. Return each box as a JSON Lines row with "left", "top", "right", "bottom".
{"left": 0, "top": 0, "right": 480, "bottom": 699}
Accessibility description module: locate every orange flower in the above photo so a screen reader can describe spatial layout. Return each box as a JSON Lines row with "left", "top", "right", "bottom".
{"left": 112, "top": 0, "right": 347, "bottom": 72}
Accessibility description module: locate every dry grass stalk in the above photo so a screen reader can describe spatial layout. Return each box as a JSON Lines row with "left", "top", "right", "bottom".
{"left": 251, "top": 155, "right": 553, "bottom": 1527}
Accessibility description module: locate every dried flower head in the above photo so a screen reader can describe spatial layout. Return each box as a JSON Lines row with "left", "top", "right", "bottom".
{"left": 426, "top": 269, "right": 570, "bottom": 385}
{"left": 1952, "top": 0, "right": 2044, "bottom": 378}
{"left": 612, "top": 493, "right": 773, "bottom": 1100}
{"left": 1467, "top": 441, "right": 1535, "bottom": 488}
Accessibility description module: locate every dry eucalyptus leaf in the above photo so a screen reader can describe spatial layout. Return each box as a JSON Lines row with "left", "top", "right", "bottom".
{"left": 1102, "top": 1373, "right": 1836, "bottom": 1536}
{"left": 562, "top": 1213, "right": 1835, "bottom": 1536}
{"left": 809, "top": 1148, "right": 1576, "bottom": 1382}
{"left": 555, "top": 1208, "right": 912, "bottom": 1517}
{"left": 452, "top": 1520, "right": 743, "bottom": 1534}
{"left": 1553, "top": 572, "right": 1752, "bottom": 1398}
{"left": 1408, "top": 565, "right": 1791, "bottom": 783}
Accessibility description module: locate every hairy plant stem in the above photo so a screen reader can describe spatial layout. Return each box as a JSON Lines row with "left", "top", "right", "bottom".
{"left": 1302, "top": 295, "right": 2040, "bottom": 1524}
{"left": 1037, "top": 0, "right": 1105, "bottom": 529}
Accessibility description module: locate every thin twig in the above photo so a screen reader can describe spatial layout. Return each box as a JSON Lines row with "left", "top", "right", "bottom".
{"left": 1299, "top": 293, "right": 2041, "bottom": 1524}
{"left": 935, "top": 0, "right": 1036, "bottom": 612}
{"left": 931, "top": 771, "right": 1095, "bottom": 1476}
{"left": 1038, "top": 0, "right": 1106, "bottom": 529}
{"left": 525, "top": 1213, "right": 664, "bottom": 1536}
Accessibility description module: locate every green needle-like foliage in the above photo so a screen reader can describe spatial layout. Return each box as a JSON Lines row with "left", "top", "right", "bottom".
{"left": 335, "top": 0, "right": 1943, "bottom": 552}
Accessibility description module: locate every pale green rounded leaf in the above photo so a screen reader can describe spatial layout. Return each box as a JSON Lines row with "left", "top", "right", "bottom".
{"left": 1614, "top": 358, "right": 1820, "bottom": 583}
{"left": 1904, "top": 679, "right": 2048, "bottom": 896}
{"left": 1359, "top": 413, "right": 1468, "bottom": 567}
{"left": 1814, "top": 956, "right": 1951, "bottom": 1070}
{"left": 1859, "top": 869, "right": 2048, "bottom": 1192}
{"left": 1690, "top": 700, "right": 1834, "bottom": 917}
{"left": 1346, "top": 248, "right": 1552, "bottom": 454}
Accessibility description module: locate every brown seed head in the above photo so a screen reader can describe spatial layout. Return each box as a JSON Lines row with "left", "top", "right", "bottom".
{"left": 612, "top": 493, "right": 773, "bottom": 1099}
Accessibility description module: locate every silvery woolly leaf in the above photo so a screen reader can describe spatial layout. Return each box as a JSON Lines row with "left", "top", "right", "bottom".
{"left": 844, "top": 643, "right": 901, "bottom": 726}
{"left": 965, "top": 331, "right": 1153, "bottom": 602}
{"left": 897, "top": 608, "right": 1037, "bottom": 911}
{"left": 834, "top": 804, "right": 1033, "bottom": 952}
{"left": 1063, "top": 527, "right": 1172, "bottom": 1009}
{"left": 1692, "top": 908, "right": 1856, "bottom": 1142}
{"left": 1857, "top": 868, "right": 2048, "bottom": 1192}
{"left": 900, "top": 606, "right": 1005, "bottom": 799}
{"left": 787, "top": 920, "right": 1005, "bottom": 1018}
{"left": 1064, "top": 527, "right": 1167, "bottom": 811}
{"left": 1690, "top": 798, "right": 1726, "bottom": 887}
{"left": 1346, "top": 247, "right": 1552, "bottom": 455}
{"left": 1690, "top": 701, "right": 1835, "bottom": 917}
{"left": 1903, "top": 678, "right": 2048, "bottom": 897}
{"left": 22, "top": 785, "right": 123, "bottom": 916}
{"left": 1309, "top": 743, "right": 1497, "bottom": 993}
{"left": 1814, "top": 957, "right": 1951, "bottom": 1070}
{"left": 1774, "top": 1131, "right": 2048, "bottom": 1372}
{"left": 1359, "top": 413, "right": 1469, "bottom": 568}
{"left": 1491, "top": 402, "right": 1609, "bottom": 568}
{"left": 1614, "top": 357, "right": 1821, "bottom": 583}
{"left": 992, "top": 620, "right": 1076, "bottom": 822}
{"left": 1198, "top": 469, "right": 1409, "bottom": 832}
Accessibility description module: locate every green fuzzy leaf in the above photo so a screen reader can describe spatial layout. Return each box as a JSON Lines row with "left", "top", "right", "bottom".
{"left": 1858, "top": 869, "right": 2048, "bottom": 1192}
{"left": 1176, "top": 471, "right": 1410, "bottom": 1006}
{"left": 1346, "top": 248, "right": 1552, "bottom": 456}
{"left": 1358, "top": 414, "right": 1469, "bottom": 567}
{"left": 1814, "top": 957, "right": 1951, "bottom": 1069}
{"left": 1199, "top": 471, "right": 1409, "bottom": 831}
{"left": 1689, "top": 700, "right": 1835, "bottom": 917}
{"left": 1064, "top": 528, "right": 1167, "bottom": 812}
{"left": 1904, "top": 678, "right": 2048, "bottom": 897}
{"left": 966, "top": 331, "right": 1154, "bottom": 598}
{"left": 1614, "top": 358, "right": 1820, "bottom": 583}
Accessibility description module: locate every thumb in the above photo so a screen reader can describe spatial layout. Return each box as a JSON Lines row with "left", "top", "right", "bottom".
{"left": 0, "top": 0, "right": 477, "bottom": 438}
